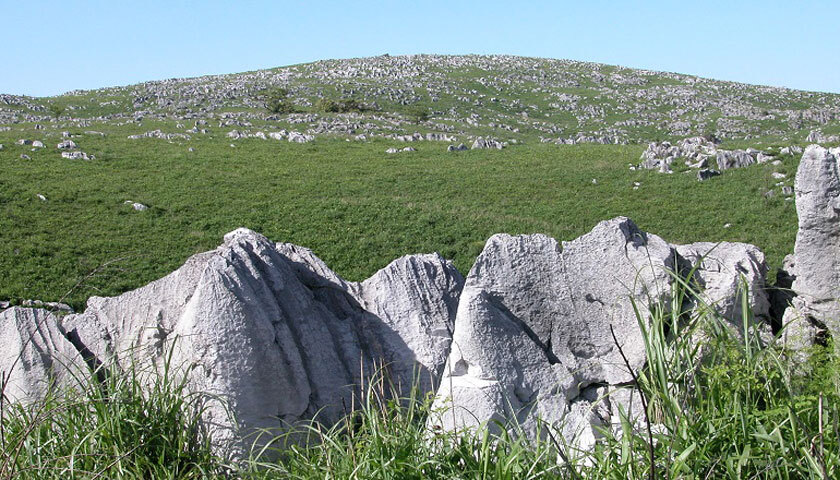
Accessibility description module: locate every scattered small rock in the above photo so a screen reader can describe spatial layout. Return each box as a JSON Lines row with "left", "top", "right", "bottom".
{"left": 36, "top": 194, "right": 47, "bottom": 201}
{"left": 21, "top": 299, "right": 74, "bottom": 313}
{"left": 447, "top": 143, "right": 468, "bottom": 152}
{"left": 756, "top": 153, "right": 774, "bottom": 163}
{"left": 471, "top": 138, "right": 504, "bottom": 150}
{"left": 61, "top": 151, "right": 90, "bottom": 160}
{"left": 124, "top": 200, "right": 148, "bottom": 211}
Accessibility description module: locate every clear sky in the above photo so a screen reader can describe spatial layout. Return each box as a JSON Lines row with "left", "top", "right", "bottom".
{"left": 3, "top": 1, "right": 839, "bottom": 97}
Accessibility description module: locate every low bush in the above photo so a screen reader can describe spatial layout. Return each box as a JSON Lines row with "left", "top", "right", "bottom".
{"left": 262, "top": 87, "right": 295, "bottom": 114}
{"left": 314, "top": 97, "right": 366, "bottom": 113}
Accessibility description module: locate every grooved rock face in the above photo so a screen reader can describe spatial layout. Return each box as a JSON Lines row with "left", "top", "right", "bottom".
{"left": 60, "top": 228, "right": 463, "bottom": 456}
{"left": 0, "top": 307, "right": 86, "bottom": 403}
{"left": 430, "top": 217, "right": 676, "bottom": 444}
{"left": 791, "top": 145, "right": 840, "bottom": 302}
{"left": 782, "top": 145, "right": 840, "bottom": 352}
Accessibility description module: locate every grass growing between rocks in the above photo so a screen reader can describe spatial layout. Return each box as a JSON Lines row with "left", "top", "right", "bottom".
{"left": 0, "top": 351, "right": 222, "bottom": 479}
{"left": 3, "top": 282, "right": 838, "bottom": 479}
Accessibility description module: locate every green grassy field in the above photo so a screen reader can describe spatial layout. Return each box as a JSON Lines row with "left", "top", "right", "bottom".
{"left": 0, "top": 125, "right": 798, "bottom": 310}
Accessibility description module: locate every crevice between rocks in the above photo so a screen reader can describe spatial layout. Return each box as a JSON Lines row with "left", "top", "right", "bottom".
{"left": 58, "top": 324, "right": 108, "bottom": 385}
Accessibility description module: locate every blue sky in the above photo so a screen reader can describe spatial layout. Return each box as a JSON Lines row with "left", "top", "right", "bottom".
{"left": 3, "top": 1, "right": 839, "bottom": 96}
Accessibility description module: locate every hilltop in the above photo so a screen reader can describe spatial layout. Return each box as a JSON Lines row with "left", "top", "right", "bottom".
{"left": 2, "top": 54, "right": 840, "bottom": 144}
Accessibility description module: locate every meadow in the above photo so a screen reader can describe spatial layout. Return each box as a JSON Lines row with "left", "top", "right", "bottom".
{"left": 0, "top": 126, "right": 799, "bottom": 310}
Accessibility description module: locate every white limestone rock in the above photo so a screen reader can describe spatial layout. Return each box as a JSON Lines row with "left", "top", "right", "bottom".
{"left": 471, "top": 138, "right": 504, "bottom": 150}
{"left": 0, "top": 307, "right": 87, "bottom": 404}
{"left": 61, "top": 151, "right": 90, "bottom": 160}
{"left": 430, "top": 217, "right": 675, "bottom": 445}
{"left": 781, "top": 145, "right": 840, "bottom": 354}
{"left": 61, "top": 228, "right": 463, "bottom": 456}
{"left": 676, "top": 242, "right": 771, "bottom": 339}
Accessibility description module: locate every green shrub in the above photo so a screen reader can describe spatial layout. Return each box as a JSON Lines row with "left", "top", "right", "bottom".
{"left": 314, "top": 97, "right": 366, "bottom": 113}
{"left": 262, "top": 87, "right": 295, "bottom": 114}
{"left": 405, "top": 105, "right": 430, "bottom": 122}
{"left": 47, "top": 103, "right": 65, "bottom": 119}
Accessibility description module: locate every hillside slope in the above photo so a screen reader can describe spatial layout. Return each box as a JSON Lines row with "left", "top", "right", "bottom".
{"left": 2, "top": 54, "right": 840, "bottom": 144}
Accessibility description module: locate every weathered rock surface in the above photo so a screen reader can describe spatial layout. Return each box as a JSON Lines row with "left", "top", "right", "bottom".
{"left": 61, "top": 151, "right": 90, "bottom": 160}
{"left": 59, "top": 228, "right": 463, "bottom": 455}
{"left": 640, "top": 137, "right": 716, "bottom": 170}
{"left": 429, "top": 217, "right": 677, "bottom": 445}
{"left": 781, "top": 145, "right": 840, "bottom": 353}
{"left": 676, "top": 242, "right": 770, "bottom": 337}
{"left": 0, "top": 307, "right": 86, "bottom": 403}
{"left": 716, "top": 150, "right": 756, "bottom": 170}
{"left": 427, "top": 217, "right": 775, "bottom": 446}
{"left": 697, "top": 168, "right": 721, "bottom": 181}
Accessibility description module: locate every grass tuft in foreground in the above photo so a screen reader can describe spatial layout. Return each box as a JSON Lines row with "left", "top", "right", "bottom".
{"left": 0, "top": 349, "right": 224, "bottom": 480}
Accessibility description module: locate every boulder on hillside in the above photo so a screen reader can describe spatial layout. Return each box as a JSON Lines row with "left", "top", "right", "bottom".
{"left": 471, "top": 138, "right": 504, "bottom": 150}
{"left": 716, "top": 150, "right": 755, "bottom": 170}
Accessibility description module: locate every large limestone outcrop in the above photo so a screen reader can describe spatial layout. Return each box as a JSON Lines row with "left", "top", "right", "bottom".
{"left": 429, "top": 218, "right": 676, "bottom": 447}
{"left": 2, "top": 218, "right": 776, "bottom": 455}
{"left": 781, "top": 145, "right": 840, "bottom": 353}
{"left": 57, "top": 228, "right": 463, "bottom": 455}
{"left": 428, "top": 217, "right": 772, "bottom": 447}
{"left": 0, "top": 307, "right": 87, "bottom": 403}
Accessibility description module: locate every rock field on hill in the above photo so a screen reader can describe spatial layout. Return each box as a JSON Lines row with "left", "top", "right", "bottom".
{"left": 2, "top": 55, "right": 839, "bottom": 147}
